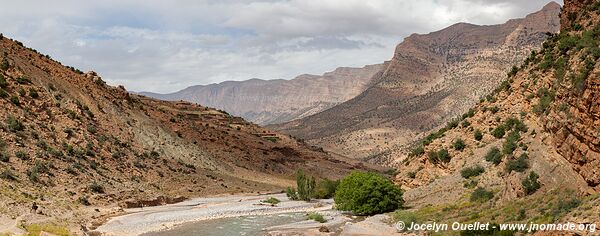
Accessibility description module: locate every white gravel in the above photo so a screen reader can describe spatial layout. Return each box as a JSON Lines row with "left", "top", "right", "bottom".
{"left": 95, "top": 193, "right": 333, "bottom": 236}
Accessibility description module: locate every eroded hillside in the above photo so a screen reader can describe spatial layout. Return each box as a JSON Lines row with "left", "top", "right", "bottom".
{"left": 0, "top": 35, "right": 365, "bottom": 233}
{"left": 391, "top": 0, "right": 599, "bottom": 230}
{"left": 273, "top": 2, "right": 562, "bottom": 163}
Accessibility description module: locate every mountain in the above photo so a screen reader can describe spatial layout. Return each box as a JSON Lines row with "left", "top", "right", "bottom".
{"left": 141, "top": 64, "right": 385, "bottom": 125}
{"left": 386, "top": 0, "right": 599, "bottom": 228}
{"left": 0, "top": 35, "right": 368, "bottom": 233}
{"left": 272, "top": 2, "right": 562, "bottom": 162}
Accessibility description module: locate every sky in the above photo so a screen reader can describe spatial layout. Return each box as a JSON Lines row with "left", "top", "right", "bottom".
{"left": 0, "top": 0, "right": 560, "bottom": 93}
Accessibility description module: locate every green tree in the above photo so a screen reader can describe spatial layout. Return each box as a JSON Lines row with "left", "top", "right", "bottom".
{"left": 296, "top": 169, "right": 315, "bottom": 201}
{"left": 334, "top": 171, "right": 404, "bottom": 215}
{"left": 474, "top": 129, "right": 483, "bottom": 141}
{"left": 522, "top": 172, "right": 541, "bottom": 195}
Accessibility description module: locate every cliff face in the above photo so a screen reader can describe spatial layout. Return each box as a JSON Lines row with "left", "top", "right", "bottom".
{"left": 273, "top": 2, "right": 562, "bottom": 161}
{"left": 142, "top": 64, "right": 385, "bottom": 125}
{"left": 380, "top": 1, "right": 599, "bottom": 229}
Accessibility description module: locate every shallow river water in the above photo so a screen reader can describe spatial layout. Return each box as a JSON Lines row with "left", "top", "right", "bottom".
{"left": 144, "top": 212, "right": 306, "bottom": 236}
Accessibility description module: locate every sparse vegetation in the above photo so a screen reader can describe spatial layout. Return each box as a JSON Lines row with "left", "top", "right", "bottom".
{"left": 392, "top": 210, "right": 418, "bottom": 228}
{"left": 313, "top": 178, "right": 339, "bottom": 199}
{"left": 474, "top": 129, "right": 483, "bottom": 141}
{"left": 461, "top": 166, "right": 485, "bottom": 179}
{"left": 307, "top": 212, "right": 327, "bottom": 223}
{"left": 334, "top": 171, "right": 404, "bottom": 215}
{"left": 506, "top": 153, "right": 529, "bottom": 173}
{"left": 10, "top": 95, "right": 19, "bottom": 106}
{"left": 484, "top": 147, "right": 502, "bottom": 165}
{"left": 261, "top": 197, "right": 281, "bottom": 205}
{"left": 0, "top": 169, "right": 17, "bottom": 181}
{"left": 408, "top": 145, "right": 425, "bottom": 157}
{"left": 15, "top": 151, "right": 29, "bottom": 160}
{"left": 428, "top": 148, "right": 451, "bottom": 164}
{"left": 533, "top": 87, "right": 555, "bottom": 115}
{"left": 502, "top": 131, "right": 520, "bottom": 155}
{"left": 286, "top": 187, "right": 299, "bottom": 200}
{"left": 491, "top": 125, "right": 506, "bottom": 138}
{"left": 522, "top": 172, "right": 541, "bottom": 195}
{"left": 7, "top": 116, "right": 24, "bottom": 132}
{"left": 28, "top": 88, "right": 39, "bottom": 98}
{"left": 470, "top": 187, "right": 494, "bottom": 202}
{"left": 89, "top": 182, "right": 105, "bottom": 193}
{"left": 452, "top": 138, "right": 466, "bottom": 151}
{"left": 296, "top": 169, "right": 315, "bottom": 201}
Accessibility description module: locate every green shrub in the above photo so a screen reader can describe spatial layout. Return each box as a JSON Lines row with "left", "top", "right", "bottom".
{"left": 452, "top": 138, "right": 466, "bottom": 151}
{"left": 0, "top": 169, "right": 17, "bottom": 181}
{"left": 506, "top": 153, "right": 529, "bottom": 173}
{"left": 261, "top": 197, "right": 281, "bottom": 205}
{"left": 428, "top": 149, "right": 451, "bottom": 164}
{"left": 474, "top": 129, "right": 483, "bottom": 141}
{"left": 485, "top": 147, "right": 502, "bottom": 165}
{"left": 462, "top": 108, "right": 476, "bottom": 119}
{"left": 502, "top": 131, "right": 520, "bottom": 155}
{"left": 533, "top": 88, "right": 555, "bottom": 115}
{"left": 10, "top": 95, "right": 19, "bottom": 106}
{"left": 15, "top": 151, "right": 29, "bottom": 160}
{"left": 491, "top": 125, "right": 506, "bottom": 138}
{"left": 489, "top": 106, "right": 500, "bottom": 114}
{"left": 78, "top": 196, "right": 91, "bottom": 206}
{"left": 522, "top": 172, "right": 541, "bottom": 195}
{"left": 0, "top": 74, "right": 7, "bottom": 88}
{"left": 313, "top": 179, "right": 340, "bottom": 199}
{"left": 89, "top": 182, "right": 105, "bottom": 193}
{"left": 286, "top": 187, "right": 299, "bottom": 200}
{"left": 296, "top": 169, "right": 315, "bottom": 201}
{"left": 0, "top": 59, "right": 8, "bottom": 71}
{"left": 6, "top": 116, "right": 24, "bottom": 132}
{"left": 28, "top": 88, "right": 39, "bottom": 98}
{"left": 393, "top": 210, "right": 418, "bottom": 228}
{"left": 461, "top": 166, "right": 485, "bottom": 179}
{"left": 0, "top": 88, "right": 8, "bottom": 98}
{"left": 408, "top": 145, "right": 424, "bottom": 157}
{"left": 470, "top": 187, "right": 494, "bottom": 202}
{"left": 307, "top": 212, "right": 327, "bottom": 223}
{"left": 0, "top": 152, "right": 9, "bottom": 162}
{"left": 15, "top": 76, "right": 30, "bottom": 84}
{"left": 334, "top": 171, "right": 404, "bottom": 215}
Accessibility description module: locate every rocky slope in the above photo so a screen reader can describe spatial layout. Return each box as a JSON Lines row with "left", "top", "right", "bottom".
{"left": 390, "top": 0, "right": 599, "bottom": 232}
{"left": 273, "top": 2, "right": 562, "bottom": 162}
{"left": 0, "top": 35, "right": 368, "bottom": 234}
{"left": 142, "top": 64, "right": 385, "bottom": 125}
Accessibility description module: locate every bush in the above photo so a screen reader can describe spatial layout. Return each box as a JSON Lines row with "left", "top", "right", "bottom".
{"left": 0, "top": 169, "right": 17, "bottom": 181}
{"left": 491, "top": 125, "right": 506, "bottom": 138}
{"left": 533, "top": 88, "right": 555, "bottom": 115}
{"left": 0, "top": 74, "right": 7, "bottom": 88}
{"left": 15, "top": 151, "right": 29, "bottom": 160}
{"left": 502, "top": 131, "right": 520, "bottom": 155}
{"left": 522, "top": 172, "right": 541, "bottom": 195}
{"left": 15, "top": 76, "right": 30, "bottom": 84}
{"left": 470, "top": 187, "right": 494, "bottom": 202}
{"left": 485, "top": 147, "right": 502, "bottom": 165}
{"left": 506, "top": 153, "right": 529, "bottom": 173}
{"left": 28, "top": 88, "right": 39, "bottom": 98}
{"left": 334, "top": 171, "right": 404, "bottom": 215}
{"left": 0, "top": 59, "right": 8, "bottom": 71}
{"left": 261, "top": 197, "right": 281, "bottom": 205}
{"left": 393, "top": 210, "right": 418, "bottom": 228}
{"left": 313, "top": 179, "right": 339, "bottom": 199}
{"left": 89, "top": 182, "right": 105, "bottom": 193}
{"left": 0, "top": 152, "right": 9, "bottom": 162}
{"left": 10, "top": 95, "right": 19, "bottom": 106}
{"left": 461, "top": 166, "right": 485, "bottom": 179}
{"left": 307, "top": 212, "right": 327, "bottom": 223}
{"left": 6, "top": 116, "right": 24, "bottom": 132}
{"left": 474, "top": 129, "right": 483, "bottom": 141}
{"left": 286, "top": 187, "right": 299, "bottom": 200}
{"left": 452, "top": 138, "right": 466, "bottom": 151}
{"left": 428, "top": 149, "right": 451, "bottom": 164}
{"left": 296, "top": 169, "right": 315, "bottom": 201}
{"left": 0, "top": 88, "right": 7, "bottom": 98}
{"left": 408, "top": 145, "right": 424, "bottom": 157}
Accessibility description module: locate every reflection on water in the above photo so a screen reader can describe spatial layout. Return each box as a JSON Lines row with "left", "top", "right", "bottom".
{"left": 144, "top": 213, "right": 306, "bottom": 236}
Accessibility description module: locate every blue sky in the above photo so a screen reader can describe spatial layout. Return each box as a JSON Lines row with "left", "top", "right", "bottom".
{"left": 0, "top": 0, "right": 560, "bottom": 93}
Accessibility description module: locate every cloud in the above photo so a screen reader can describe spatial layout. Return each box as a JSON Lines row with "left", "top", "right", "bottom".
{"left": 0, "top": 0, "right": 561, "bottom": 93}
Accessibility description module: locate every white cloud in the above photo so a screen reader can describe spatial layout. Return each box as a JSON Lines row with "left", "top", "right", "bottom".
{"left": 0, "top": 0, "right": 561, "bottom": 93}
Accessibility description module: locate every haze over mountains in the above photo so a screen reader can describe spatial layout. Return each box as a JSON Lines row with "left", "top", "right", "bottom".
{"left": 273, "top": 2, "right": 561, "bottom": 161}
{"left": 142, "top": 64, "right": 384, "bottom": 125}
